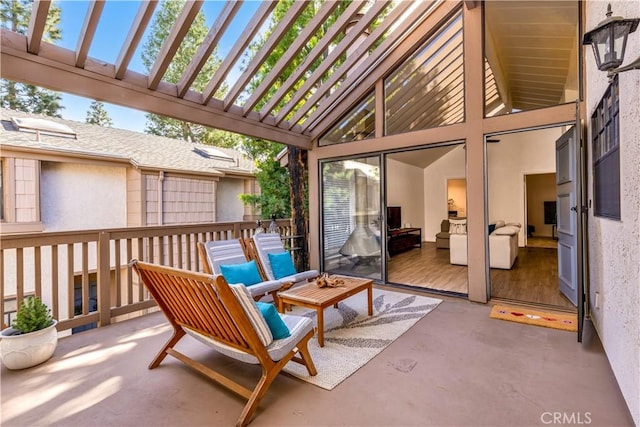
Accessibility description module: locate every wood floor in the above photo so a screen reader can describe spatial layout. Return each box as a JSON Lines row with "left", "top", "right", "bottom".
{"left": 387, "top": 242, "right": 468, "bottom": 294}
{"left": 387, "top": 242, "right": 576, "bottom": 310}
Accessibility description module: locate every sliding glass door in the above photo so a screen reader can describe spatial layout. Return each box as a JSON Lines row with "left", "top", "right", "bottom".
{"left": 320, "top": 156, "right": 382, "bottom": 280}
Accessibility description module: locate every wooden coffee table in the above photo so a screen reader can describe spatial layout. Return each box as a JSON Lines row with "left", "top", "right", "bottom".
{"left": 277, "top": 275, "right": 373, "bottom": 347}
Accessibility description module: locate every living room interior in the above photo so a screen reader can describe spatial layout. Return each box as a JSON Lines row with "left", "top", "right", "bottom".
{"left": 385, "top": 126, "right": 576, "bottom": 310}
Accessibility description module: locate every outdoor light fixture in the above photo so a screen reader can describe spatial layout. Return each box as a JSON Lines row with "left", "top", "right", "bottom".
{"left": 582, "top": 4, "right": 640, "bottom": 79}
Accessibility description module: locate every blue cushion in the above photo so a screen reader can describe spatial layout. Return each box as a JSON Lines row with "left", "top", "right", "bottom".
{"left": 256, "top": 302, "right": 291, "bottom": 339}
{"left": 220, "top": 260, "right": 262, "bottom": 286}
{"left": 268, "top": 252, "right": 297, "bottom": 279}
{"left": 488, "top": 224, "right": 497, "bottom": 235}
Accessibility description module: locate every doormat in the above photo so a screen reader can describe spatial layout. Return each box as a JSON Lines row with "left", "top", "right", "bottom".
{"left": 490, "top": 305, "right": 577, "bottom": 332}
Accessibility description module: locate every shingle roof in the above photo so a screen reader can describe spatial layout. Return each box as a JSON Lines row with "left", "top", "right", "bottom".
{"left": 0, "top": 108, "right": 256, "bottom": 177}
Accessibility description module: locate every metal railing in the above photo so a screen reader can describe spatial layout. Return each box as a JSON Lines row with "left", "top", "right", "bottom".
{"left": 1, "top": 219, "right": 295, "bottom": 332}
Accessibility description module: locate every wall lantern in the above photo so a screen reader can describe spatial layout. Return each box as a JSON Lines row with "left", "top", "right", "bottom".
{"left": 582, "top": 4, "right": 639, "bottom": 79}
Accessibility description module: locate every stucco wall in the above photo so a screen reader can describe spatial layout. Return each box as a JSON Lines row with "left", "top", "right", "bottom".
{"left": 585, "top": 1, "right": 640, "bottom": 424}
{"left": 41, "top": 162, "right": 126, "bottom": 231}
{"left": 386, "top": 158, "right": 425, "bottom": 236}
{"left": 216, "top": 178, "right": 246, "bottom": 222}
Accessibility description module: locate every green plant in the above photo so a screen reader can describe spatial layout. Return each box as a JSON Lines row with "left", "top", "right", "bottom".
{"left": 12, "top": 296, "right": 54, "bottom": 334}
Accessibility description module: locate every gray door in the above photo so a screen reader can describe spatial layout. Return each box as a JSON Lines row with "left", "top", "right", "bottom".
{"left": 556, "top": 127, "right": 578, "bottom": 306}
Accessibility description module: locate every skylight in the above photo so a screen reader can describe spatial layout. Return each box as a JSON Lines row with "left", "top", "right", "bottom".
{"left": 193, "top": 146, "right": 233, "bottom": 161}
{"left": 11, "top": 117, "right": 77, "bottom": 138}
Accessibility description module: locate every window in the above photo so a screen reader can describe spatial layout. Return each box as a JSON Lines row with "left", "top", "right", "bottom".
{"left": 592, "top": 76, "right": 620, "bottom": 220}
{"left": 319, "top": 92, "right": 375, "bottom": 146}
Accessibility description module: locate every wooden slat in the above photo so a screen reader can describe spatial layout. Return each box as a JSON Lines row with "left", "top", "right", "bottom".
{"left": 274, "top": 1, "right": 390, "bottom": 126}
{"left": 289, "top": 0, "right": 413, "bottom": 129}
{"left": 115, "top": 239, "right": 122, "bottom": 307}
{"left": 242, "top": 0, "right": 341, "bottom": 116}
{"left": 201, "top": 1, "right": 277, "bottom": 104}
{"left": 223, "top": 0, "right": 309, "bottom": 111}
{"left": 308, "top": 1, "right": 460, "bottom": 138}
{"left": 34, "top": 246, "right": 42, "bottom": 297}
{"left": 168, "top": 235, "right": 174, "bottom": 267}
{"left": 258, "top": 0, "right": 366, "bottom": 121}
{"left": 67, "top": 244, "right": 74, "bottom": 319}
{"left": 75, "top": 0, "right": 106, "bottom": 68}
{"left": 27, "top": 0, "right": 51, "bottom": 54}
{"left": 16, "top": 248, "right": 24, "bottom": 307}
{"left": 82, "top": 242, "right": 89, "bottom": 315}
{"left": 177, "top": 1, "right": 242, "bottom": 98}
{"left": 148, "top": 0, "right": 203, "bottom": 90}
{"left": 115, "top": 1, "right": 158, "bottom": 80}
{"left": 51, "top": 245, "right": 59, "bottom": 320}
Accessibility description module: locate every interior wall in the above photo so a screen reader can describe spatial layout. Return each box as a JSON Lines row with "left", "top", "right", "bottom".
{"left": 447, "top": 178, "right": 467, "bottom": 217}
{"left": 423, "top": 146, "right": 466, "bottom": 242}
{"left": 486, "top": 127, "right": 562, "bottom": 246}
{"left": 386, "top": 158, "right": 425, "bottom": 236}
{"left": 525, "top": 173, "right": 556, "bottom": 238}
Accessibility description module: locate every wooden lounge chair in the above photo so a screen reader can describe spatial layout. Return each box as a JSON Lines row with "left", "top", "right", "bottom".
{"left": 130, "top": 260, "right": 317, "bottom": 427}
{"left": 246, "top": 233, "right": 319, "bottom": 286}
{"left": 197, "top": 239, "right": 283, "bottom": 302}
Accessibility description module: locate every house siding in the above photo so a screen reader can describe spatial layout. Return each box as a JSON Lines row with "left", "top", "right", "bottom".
{"left": 40, "top": 162, "right": 126, "bottom": 231}
{"left": 585, "top": 1, "right": 640, "bottom": 424}
{"left": 13, "top": 158, "right": 39, "bottom": 222}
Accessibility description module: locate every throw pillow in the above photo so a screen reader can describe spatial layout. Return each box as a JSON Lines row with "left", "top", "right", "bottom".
{"left": 268, "top": 252, "right": 297, "bottom": 279}
{"left": 220, "top": 260, "right": 262, "bottom": 286}
{"left": 256, "top": 302, "right": 291, "bottom": 340}
{"left": 449, "top": 218, "right": 467, "bottom": 235}
{"left": 229, "top": 284, "right": 273, "bottom": 346}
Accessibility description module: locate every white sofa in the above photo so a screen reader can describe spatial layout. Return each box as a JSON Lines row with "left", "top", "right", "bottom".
{"left": 449, "top": 221, "right": 520, "bottom": 269}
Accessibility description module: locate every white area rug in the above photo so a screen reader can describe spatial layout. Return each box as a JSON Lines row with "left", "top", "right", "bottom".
{"left": 283, "top": 288, "right": 442, "bottom": 390}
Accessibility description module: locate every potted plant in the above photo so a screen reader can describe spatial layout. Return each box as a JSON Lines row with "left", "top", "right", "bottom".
{"left": 1, "top": 296, "right": 58, "bottom": 370}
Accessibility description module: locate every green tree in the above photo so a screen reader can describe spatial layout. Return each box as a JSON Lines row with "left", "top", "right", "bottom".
{"left": 0, "top": 0, "right": 63, "bottom": 116}
{"left": 85, "top": 101, "right": 113, "bottom": 127}
{"left": 141, "top": 0, "right": 235, "bottom": 147}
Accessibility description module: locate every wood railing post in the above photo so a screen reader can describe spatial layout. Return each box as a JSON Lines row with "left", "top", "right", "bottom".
{"left": 98, "top": 231, "right": 111, "bottom": 326}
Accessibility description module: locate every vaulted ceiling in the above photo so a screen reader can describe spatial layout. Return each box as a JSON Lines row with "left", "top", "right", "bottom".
{"left": 1, "top": 0, "right": 449, "bottom": 148}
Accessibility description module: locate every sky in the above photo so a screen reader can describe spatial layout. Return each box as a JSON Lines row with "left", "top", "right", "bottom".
{"left": 53, "top": 0, "right": 262, "bottom": 133}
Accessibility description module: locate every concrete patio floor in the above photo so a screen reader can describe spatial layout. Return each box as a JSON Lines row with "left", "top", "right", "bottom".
{"left": 1, "top": 286, "right": 633, "bottom": 427}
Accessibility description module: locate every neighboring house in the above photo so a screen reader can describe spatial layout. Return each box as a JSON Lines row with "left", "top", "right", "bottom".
{"left": 0, "top": 107, "right": 260, "bottom": 234}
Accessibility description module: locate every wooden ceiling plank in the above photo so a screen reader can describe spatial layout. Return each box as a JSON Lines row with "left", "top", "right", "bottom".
{"left": 1, "top": 45, "right": 309, "bottom": 148}
{"left": 309, "top": 1, "right": 460, "bottom": 139}
{"left": 27, "top": 0, "right": 51, "bottom": 54}
{"left": 177, "top": 1, "right": 242, "bottom": 98}
{"left": 201, "top": 1, "right": 277, "bottom": 104}
{"left": 75, "top": 0, "right": 106, "bottom": 68}
{"left": 148, "top": 0, "right": 203, "bottom": 90}
{"left": 223, "top": 0, "right": 309, "bottom": 111}
{"left": 275, "top": 0, "right": 391, "bottom": 126}
{"left": 291, "top": 0, "right": 413, "bottom": 129}
{"left": 241, "top": 0, "right": 341, "bottom": 117}
{"left": 115, "top": 1, "right": 158, "bottom": 80}
{"left": 302, "top": 0, "right": 439, "bottom": 133}
{"left": 258, "top": 0, "right": 366, "bottom": 121}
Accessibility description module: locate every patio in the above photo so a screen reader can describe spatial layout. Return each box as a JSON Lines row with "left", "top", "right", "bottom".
{"left": 1, "top": 287, "right": 632, "bottom": 427}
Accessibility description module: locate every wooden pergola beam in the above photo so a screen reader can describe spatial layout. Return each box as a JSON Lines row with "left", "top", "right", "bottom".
{"left": 75, "top": 0, "right": 105, "bottom": 68}
{"left": 1, "top": 31, "right": 310, "bottom": 148}
{"left": 148, "top": 0, "right": 203, "bottom": 90}
{"left": 309, "top": 1, "right": 461, "bottom": 139}
{"left": 274, "top": 0, "right": 391, "bottom": 126}
{"left": 257, "top": 0, "right": 366, "bottom": 121}
{"left": 223, "top": 1, "right": 309, "bottom": 111}
{"left": 201, "top": 1, "right": 277, "bottom": 104}
{"left": 291, "top": 0, "right": 415, "bottom": 130}
{"left": 27, "top": 0, "right": 51, "bottom": 54}
{"left": 177, "top": 1, "right": 242, "bottom": 98}
{"left": 241, "top": 0, "right": 341, "bottom": 117}
{"left": 115, "top": 1, "right": 158, "bottom": 80}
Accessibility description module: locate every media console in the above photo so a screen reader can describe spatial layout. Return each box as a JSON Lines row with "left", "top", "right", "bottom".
{"left": 388, "top": 227, "right": 422, "bottom": 256}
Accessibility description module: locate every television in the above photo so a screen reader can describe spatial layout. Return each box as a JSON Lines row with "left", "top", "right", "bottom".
{"left": 387, "top": 206, "right": 402, "bottom": 230}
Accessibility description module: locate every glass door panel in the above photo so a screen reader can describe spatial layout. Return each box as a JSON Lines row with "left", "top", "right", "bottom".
{"left": 321, "top": 156, "right": 382, "bottom": 280}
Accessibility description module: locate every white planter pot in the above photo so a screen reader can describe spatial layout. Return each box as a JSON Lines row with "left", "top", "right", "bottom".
{"left": 0, "top": 320, "right": 58, "bottom": 370}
